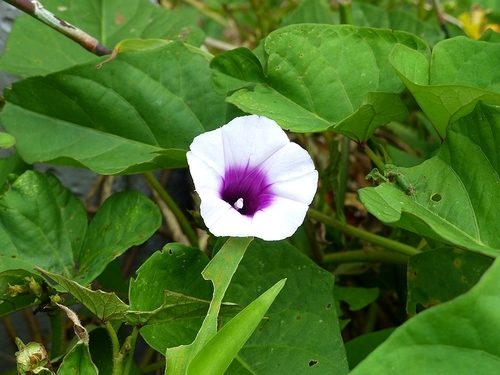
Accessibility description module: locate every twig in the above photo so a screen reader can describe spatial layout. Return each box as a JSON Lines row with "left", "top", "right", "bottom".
{"left": 3, "top": 0, "right": 111, "bottom": 56}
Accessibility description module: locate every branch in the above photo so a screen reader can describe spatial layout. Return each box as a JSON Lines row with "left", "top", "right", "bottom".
{"left": 4, "top": 0, "right": 111, "bottom": 56}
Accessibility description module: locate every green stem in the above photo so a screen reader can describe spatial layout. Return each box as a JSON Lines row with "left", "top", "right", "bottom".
{"left": 323, "top": 249, "right": 409, "bottom": 265}
{"left": 364, "top": 302, "right": 379, "bottom": 334}
{"left": 122, "top": 327, "right": 140, "bottom": 375}
{"left": 143, "top": 172, "right": 199, "bottom": 248}
{"left": 139, "top": 359, "right": 166, "bottom": 374}
{"left": 363, "top": 144, "right": 386, "bottom": 173}
{"left": 106, "top": 321, "right": 123, "bottom": 375}
{"left": 336, "top": 136, "right": 351, "bottom": 222}
{"left": 49, "top": 309, "right": 64, "bottom": 359}
{"left": 307, "top": 208, "right": 419, "bottom": 257}
{"left": 338, "top": 0, "right": 354, "bottom": 25}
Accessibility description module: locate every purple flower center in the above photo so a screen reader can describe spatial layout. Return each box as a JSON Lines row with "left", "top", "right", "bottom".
{"left": 220, "top": 165, "right": 274, "bottom": 216}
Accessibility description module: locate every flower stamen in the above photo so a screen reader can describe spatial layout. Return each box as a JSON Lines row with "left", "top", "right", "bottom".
{"left": 234, "top": 198, "right": 244, "bottom": 211}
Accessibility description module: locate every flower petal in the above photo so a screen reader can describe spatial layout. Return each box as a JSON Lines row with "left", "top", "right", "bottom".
{"left": 249, "top": 197, "right": 311, "bottom": 240}
{"left": 187, "top": 114, "right": 319, "bottom": 241}
{"left": 220, "top": 115, "right": 290, "bottom": 169}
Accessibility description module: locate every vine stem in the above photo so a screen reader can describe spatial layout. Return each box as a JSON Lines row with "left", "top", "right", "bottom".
{"left": 3, "top": 0, "right": 111, "bottom": 56}
{"left": 307, "top": 208, "right": 419, "bottom": 257}
{"left": 105, "top": 321, "right": 123, "bottom": 375}
{"left": 48, "top": 308, "right": 64, "bottom": 359}
{"left": 362, "top": 144, "right": 386, "bottom": 173}
{"left": 323, "top": 249, "right": 409, "bottom": 265}
{"left": 122, "top": 327, "right": 140, "bottom": 375}
{"left": 143, "top": 172, "right": 199, "bottom": 248}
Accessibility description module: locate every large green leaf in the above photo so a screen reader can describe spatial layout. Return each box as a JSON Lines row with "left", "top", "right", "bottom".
{"left": 407, "top": 247, "right": 493, "bottom": 314}
{"left": 389, "top": 38, "right": 500, "bottom": 138}
{"left": 359, "top": 102, "right": 500, "bottom": 257}
{"left": 351, "top": 255, "right": 500, "bottom": 374}
{"left": 212, "top": 24, "right": 429, "bottom": 142}
{"left": 0, "top": 171, "right": 161, "bottom": 285}
{"left": 1, "top": 41, "right": 227, "bottom": 174}
{"left": 0, "top": 0, "right": 204, "bottom": 77}
{"left": 224, "top": 239, "right": 349, "bottom": 375}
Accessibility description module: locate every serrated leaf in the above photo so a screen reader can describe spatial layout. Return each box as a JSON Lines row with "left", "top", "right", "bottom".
{"left": 351, "top": 256, "right": 500, "bottom": 375}
{"left": 389, "top": 39, "right": 500, "bottom": 138}
{"left": 1, "top": 41, "right": 227, "bottom": 174}
{"left": 125, "top": 291, "right": 240, "bottom": 326}
{"left": 213, "top": 25, "right": 429, "bottom": 141}
{"left": 359, "top": 101, "right": 500, "bottom": 257}
{"left": 36, "top": 268, "right": 129, "bottom": 321}
{"left": 0, "top": 0, "right": 204, "bottom": 77}
{"left": 407, "top": 247, "right": 493, "bottom": 314}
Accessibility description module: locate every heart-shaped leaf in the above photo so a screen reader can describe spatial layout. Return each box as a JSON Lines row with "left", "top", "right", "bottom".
{"left": 212, "top": 24, "right": 429, "bottom": 141}
{"left": 359, "top": 101, "right": 500, "bottom": 257}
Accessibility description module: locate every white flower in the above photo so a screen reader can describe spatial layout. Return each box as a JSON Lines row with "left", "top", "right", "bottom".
{"left": 187, "top": 115, "right": 318, "bottom": 241}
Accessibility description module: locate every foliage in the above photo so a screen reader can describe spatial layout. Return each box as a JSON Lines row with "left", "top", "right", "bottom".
{"left": 1, "top": 0, "right": 499, "bottom": 374}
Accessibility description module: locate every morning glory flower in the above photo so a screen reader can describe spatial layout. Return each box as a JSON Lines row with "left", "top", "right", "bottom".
{"left": 187, "top": 115, "right": 318, "bottom": 241}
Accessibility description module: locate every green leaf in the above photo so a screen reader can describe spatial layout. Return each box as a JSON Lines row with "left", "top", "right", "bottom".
{"left": 224, "top": 239, "right": 349, "bottom": 375}
{"left": 36, "top": 269, "right": 129, "bottom": 321}
{"left": 0, "top": 0, "right": 204, "bottom": 77}
{"left": 0, "top": 153, "right": 30, "bottom": 194}
{"left": 165, "top": 237, "right": 253, "bottom": 375}
{"left": 1, "top": 41, "right": 226, "bottom": 174}
{"left": 359, "top": 102, "right": 500, "bottom": 258}
{"left": 389, "top": 39, "right": 500, "bottom": 138}
{"left": 128, "top": 243, "right": 212, "bottom": 351}
{"left": 407, "top": 247, "right": 493, "bottom": 314}
{"left": 74, "top": 190, "right": 160, "bottom": 285}
{"left": 0, "top": 171, "right": 85, "bottom": 277}
{"left": 187, "top": 279, "right": 286, "bottom": 375}
{"left": 344, "top": 328, "right": 395, "bottom": 370}
{"left": 0, "top": 132, "right": 15, "bottom": 148}
{"left": 125, "top": 290, "right": 240, "bottom": 326}
{"left": 57, "top": 341, "right": 98, "bottom": 375}
{"left": 0, "top": 171, "right": 161, "bottom": 285}
{"left": 335, "top": 286, "right": 379, "bottom": 311}
{"left": 213, "top": 25, "right": 429, "bottom": 141}
{"left": 351, "top": 256, "right": 500, "bottom": 375}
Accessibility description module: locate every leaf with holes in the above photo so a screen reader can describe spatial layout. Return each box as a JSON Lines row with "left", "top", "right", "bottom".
{"left": 223, "top": 238, "right": 348, "bottom": 375}
{"left": 359, "top": 101, "right": 500, "bottom": 257}
{"left": 407, "top": 247, "right": 493, "bottom": 314}
{"left": 351, "top": 256, "right": 500, "bottom": 374}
